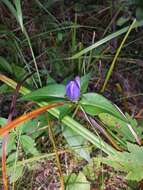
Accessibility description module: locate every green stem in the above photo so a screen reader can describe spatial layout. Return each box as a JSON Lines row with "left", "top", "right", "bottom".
{"left": 23, "top": 27, "right": 42, "bottom": 87}
{"left": 101, "top": 19, "right": 137, "bottom": 92}
{"left": 71, "top": 19, "right": 142, "bottom": 60}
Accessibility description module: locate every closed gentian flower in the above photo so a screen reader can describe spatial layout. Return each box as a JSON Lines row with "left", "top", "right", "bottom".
{"left": 66, "top": 76, "right": 80, "bottom": 101}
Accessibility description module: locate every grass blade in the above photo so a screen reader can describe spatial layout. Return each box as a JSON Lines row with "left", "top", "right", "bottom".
{"left": 71, "top": 20, "right": 143, "bottom": 59}
{"left": 15, "top": 0, "right": 24, "bottom": 31}
{"left": 101, "top": 19, "right": 137, "bottom": 92}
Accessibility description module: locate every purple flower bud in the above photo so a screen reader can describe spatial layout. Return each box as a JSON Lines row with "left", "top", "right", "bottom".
{"left": 66, "top": 77, "right": 80, "bottom": 101}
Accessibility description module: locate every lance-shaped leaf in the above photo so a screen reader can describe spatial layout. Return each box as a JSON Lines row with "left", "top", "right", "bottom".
{"left": 21, "top": 84, "right": 65, "bottom": 101}
{"left": 80, "top": 93, "right": 127, "bottom": 122}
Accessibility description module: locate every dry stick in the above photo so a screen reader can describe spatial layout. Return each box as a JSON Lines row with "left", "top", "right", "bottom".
{"left": 1, "top": 73, "right": 35, "bottom": 190}
{"left": 48, "top": 120, "right": 65, "bottom": 190}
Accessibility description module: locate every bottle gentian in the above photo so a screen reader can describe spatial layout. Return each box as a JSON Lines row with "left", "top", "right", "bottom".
{"left": 66, "top": 76, "right": 80, "bottom": 101}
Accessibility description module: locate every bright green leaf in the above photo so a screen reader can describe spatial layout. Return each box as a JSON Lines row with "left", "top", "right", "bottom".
{"left": 80, "top": 93, "right": 126, "bottom": 121}
{"left": 80, "top": 73, "right": 91, "bottom": 93}
{"left": 6, "top": 152, "right": 17, "bottom": 164}
{"left": 7, "top": 133, "right": 16, "bottom": 154}
{"left": 59, "top": 104, "right": 74, "bottom": 120}
{"left": 20, "top": 135, "right": 39, "bottom": 155}
{"left": 21, "top": 84, "right": 65, "bottom": 101}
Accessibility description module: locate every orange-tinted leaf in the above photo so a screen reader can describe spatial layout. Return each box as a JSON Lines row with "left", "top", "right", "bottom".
{"left": 0, "top": 102, "right": 64, "bottom": 136}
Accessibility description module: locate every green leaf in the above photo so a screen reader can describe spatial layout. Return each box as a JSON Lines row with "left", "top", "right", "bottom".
{"left": 0, "top": 133, "right": 16, "bottom": 156}
{"left": 0, "top": 84, "right": 12, "bottom": 93}
{"left": 0, "top": 117, "right": 7, "bottom": 125}
{"left": 6, "top": 152, "right": 17, "bottom": 164}
{"left": 7, "top": 133, "right": 16, "bottom": 154}
{"left": 63, "top": 127, "right": 90, "bottom": 162}
{"left": 16, "top": 119, "right": 42, "bottom": 139}
{"left": 102, "top": 143, "right": 143, "bottom": 181}
{"left": 20, "top": 135, "right": 39, "bottom": 155}
{"left": 65, "top": 172, "right": 90, "bottom": 190}
{"left": 98, "top": 113, "right": 141, "bottom": 143}
{"left": 15, "top": 0, "right": 23, "bottom": 31}
{"left": 11, "top": 63, "right": 26, "bottom": 80}
{"left": 59, "top": 104, "right": 74, "bottom": 120}
{"left": 21, "top": 84, "right": 65, "bottom": 101}
{"left": 80, "top": 73, "right": 91, "bottom": 93}
{"left": 0, "top": 56, "right": 13, "bottom": 74}
{"left": 80, "top": 93, "right": 126, "bottom": 121}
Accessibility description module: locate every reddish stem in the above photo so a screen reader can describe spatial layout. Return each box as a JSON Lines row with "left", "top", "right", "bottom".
{"left": 1, "top": 73, "right": 35, "bottom": 189}
{"left": 2, "top": 134, "right": 9, "bottom": 190}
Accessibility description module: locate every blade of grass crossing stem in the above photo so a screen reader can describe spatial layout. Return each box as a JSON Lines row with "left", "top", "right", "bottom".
{"left": 101, "top": 19, "right": 137, "bottom": 92}
{"left": 71, "top": 19, "right": 143, "bottom": 59}
{"left": 0, "top": 74, "right": 117, "bottom": 156}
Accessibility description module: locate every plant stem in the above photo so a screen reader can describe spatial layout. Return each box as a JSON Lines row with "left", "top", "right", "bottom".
{"left": 48, "top": 120, "right": 65, "bottom": 190}
{"left": 101, "top": 19, "right": 137, "bottom": 92}
{"left": 2, "top": 135, "right": 8, "bottom": 190}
